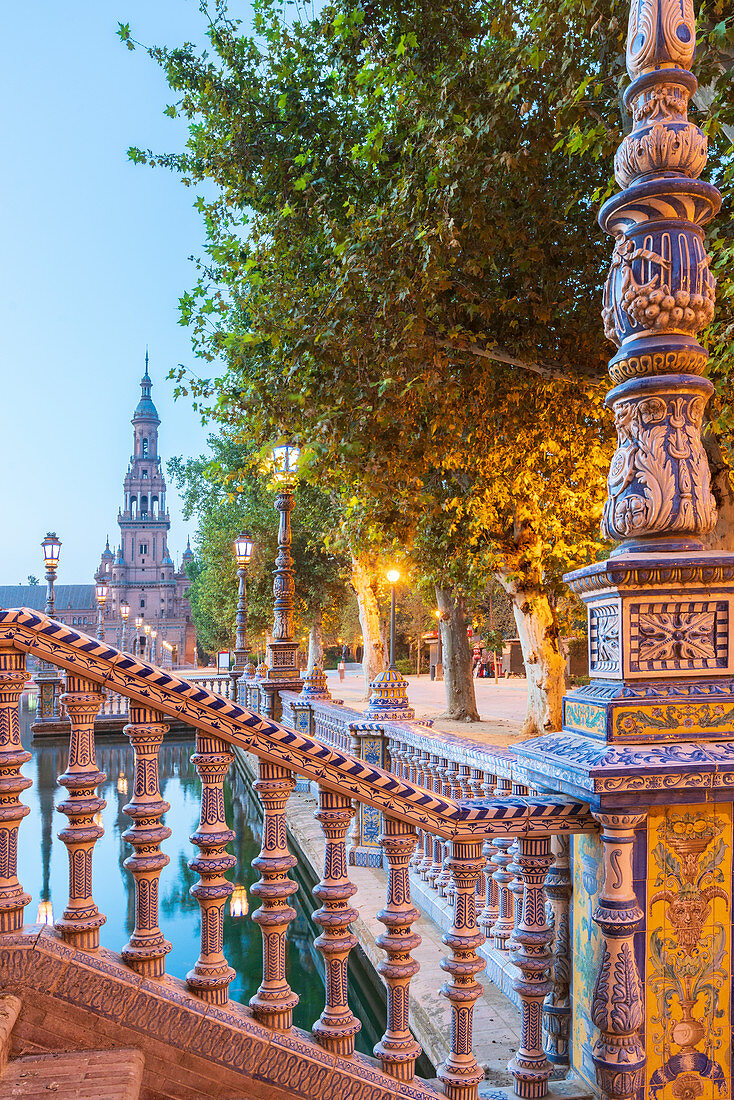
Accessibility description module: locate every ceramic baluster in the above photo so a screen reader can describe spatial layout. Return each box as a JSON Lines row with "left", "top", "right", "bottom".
{"left": 468, "top": 768, "right": 487, "bottom": 910}
{"left": 427, "top": 754, "right": 444, "bottom": 889}
{"left": 508, "top": 782, "right": 530, "bottom": 935}
{"left": 436, "top": 759, "right": 454, "bottom": 898}
{"left": 312, "top": 786, "right": 361, "bottom": 1055}
{"left": 491, "top": 778, "right": 514, "bottom": 949}
{"left": 591, "top": 813, "right": 646, "bottom": 1100}
{"left": 374, "top": 816, "right": 422, "bottom": 1080}
{"left": 250, "top": 761, "right": 299, "bottom": 1028}
{"left": 0, "top": 646, "right": 31, "bottom": 933}
{"left": 437, "top": 838, "right": 486, "bottom": 1100}
{"left": 187, "top": 733, "right": 236, "bottom": 1004}
{"left": 544, "top": 834, "right": 571, "bottom": 1066}
{"left": 55, "top": 674, "right": 106, "bottom": 949}
{"left": 121, "top": 704, "right": 172, "bottom": 977}
{"left": 419, "top": 751, "right": 434, "bottom": 877}
{"left": 509, "top": 836, "right": 554, "bottom": 1098}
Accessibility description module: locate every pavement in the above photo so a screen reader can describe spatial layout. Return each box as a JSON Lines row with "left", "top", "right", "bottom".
{"left": 325, "top": 671, "right": 529, "bottom": 749}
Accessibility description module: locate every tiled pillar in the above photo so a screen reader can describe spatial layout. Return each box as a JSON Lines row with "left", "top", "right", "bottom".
{"left": 347, "top": 723, "right": 386, "bottom": 867}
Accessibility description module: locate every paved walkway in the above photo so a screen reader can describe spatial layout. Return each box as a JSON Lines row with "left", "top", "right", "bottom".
{"left": 326, "top": 671, "right": 529, "bottom": 748}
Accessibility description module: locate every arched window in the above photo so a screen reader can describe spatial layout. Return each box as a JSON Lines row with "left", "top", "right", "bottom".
{"left": 130, "top": 496, "right": 137, "bottom": 519}
{"left": 142, "top": 438, "right": 149, "bottom": 457}
{"left": 141, "top": 495, "right": 148, "bottom": 518}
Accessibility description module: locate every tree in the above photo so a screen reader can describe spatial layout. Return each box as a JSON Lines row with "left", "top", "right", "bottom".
{"left": 124, "top": 0, "right": 734, "bottom": 732}
{"left": 27, "top": 576, "right": 39, "bottom": 587}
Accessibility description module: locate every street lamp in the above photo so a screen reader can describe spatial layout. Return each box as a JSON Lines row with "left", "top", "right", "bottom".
{"left": 134, "top": 615, "right": 143, "bottom": 657}
{"left": 232, "top": 531, "right": 255, "bottom": 700}
{"left": 151, "top": 629, "right": 158, "bottom": 664}
{"left": 387, "top": 569, "right": 400, "bottom": 671}
{"left": 364, "top": 566, "right": 414, "bottom": 722}
{"left": 41, "top": 533, "right": 61, "bottom": 617}
{"left": 120, "top": 601, "right": 130, "bottom": 652}
{"left": 143, "top": 623, "right": 150, "bottom": 660}
{"left": 95, "top": 580, "right": 109, "bottom": 642}
{"left": 259, "top": 441, "right": 303, "bottom": 717}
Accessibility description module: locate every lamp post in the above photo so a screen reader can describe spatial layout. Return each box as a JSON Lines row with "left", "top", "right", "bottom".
{"left": 134, "top": 615, "right": 143, "bottom": 658}
{"left": 231, "top": 532, "right": 254, "bottom": 702}
{"left": 386, "top": 569, "right": 400, "bottom": 670}
{"left": 120, "top": 600, "right": 130, "bottom": 652}
{"left": 258, "top": 442, "right": 303, "bottom": 719}
{"left": 42, "top": 533, "right": 61, "bottom": 617}
{"left": 364, "top": 567, "right": 414, "bottom": 722}
{"left": 95, "top": 581, "right": 109, "bottom": 642}
{"left": 34, "top": 532, "right": 63, "bottom": 726}
{"left": 144, "top": 623, "right": 150, "bottom": 661}
{"left": 151, "top": 629, "right": 158, "bottom": 664}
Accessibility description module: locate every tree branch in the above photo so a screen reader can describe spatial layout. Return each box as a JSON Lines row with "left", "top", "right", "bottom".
{"left": 436, "top": 338, "right": 606, "bottom": 385}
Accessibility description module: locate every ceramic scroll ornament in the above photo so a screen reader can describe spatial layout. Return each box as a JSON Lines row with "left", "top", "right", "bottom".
{"left": 600, "top": 0, "right": 719, "bottom": 550}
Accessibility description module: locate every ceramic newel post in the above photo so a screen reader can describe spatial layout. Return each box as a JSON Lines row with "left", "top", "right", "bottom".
{"left": 548, "top": 4, "right": 734, "bottom": 1100}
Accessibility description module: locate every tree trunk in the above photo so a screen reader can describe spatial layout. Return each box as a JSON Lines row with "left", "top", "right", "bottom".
{"left": 306, "top": 608, "right": 324, "bottom": 675}
{"left": 703, "top": 428, "right": 734, "bottom": 550}
{"left": 351, "top": 555, "right": 385, "bottom": 696}
{"left": 435, "top": 587, "right": 480, "bottom": 722}
{"left": 501, "top": 581, "right": 565, "bottom": 737}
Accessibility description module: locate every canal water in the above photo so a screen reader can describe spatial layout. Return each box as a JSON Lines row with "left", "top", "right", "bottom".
{"left": 18, "top": 699, "right": 392, "bottom": 1057}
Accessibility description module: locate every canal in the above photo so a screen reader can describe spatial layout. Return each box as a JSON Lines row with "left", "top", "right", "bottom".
{"left": 18, "top": 699, "right": 394, "bottom": 1059}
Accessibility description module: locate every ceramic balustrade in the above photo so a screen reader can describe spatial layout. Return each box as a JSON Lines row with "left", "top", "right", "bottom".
{"left": 0, "top": 628, "right": 592, "bottom": 1100}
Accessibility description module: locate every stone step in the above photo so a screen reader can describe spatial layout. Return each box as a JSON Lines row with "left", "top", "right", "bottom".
{"left": 0, "top": 994, "right": 22, "bottom": 1075}
{"left": 2, "top": 1048, "right": 145, "bottom": 1099}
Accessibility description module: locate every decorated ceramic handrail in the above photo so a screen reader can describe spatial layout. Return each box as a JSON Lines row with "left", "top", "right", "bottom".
{"left": 0, "top": 608, "right": 593, "bottom": 841}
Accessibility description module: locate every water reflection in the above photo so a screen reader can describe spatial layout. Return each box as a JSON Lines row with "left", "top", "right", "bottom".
{"left": 19, "top": 702, "right": 345, "bottom": 1040}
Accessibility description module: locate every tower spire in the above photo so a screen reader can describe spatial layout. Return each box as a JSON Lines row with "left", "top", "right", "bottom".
{"left": 144, "top": 347, "right": 150, "bottom": 379}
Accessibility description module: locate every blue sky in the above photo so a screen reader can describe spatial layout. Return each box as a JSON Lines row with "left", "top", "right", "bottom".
{"left": 0, "top": 1, "right": 254, "bottom": 583}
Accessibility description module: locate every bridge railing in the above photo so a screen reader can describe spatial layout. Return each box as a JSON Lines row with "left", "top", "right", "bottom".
{"left": 0, "top": 608, "right": 597, "bottom": 1100}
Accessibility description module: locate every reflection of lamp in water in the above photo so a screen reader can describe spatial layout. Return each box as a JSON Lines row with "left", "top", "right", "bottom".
{"left": 116, "top": 772, "right": 128, "bottom": 796}
{"left": 94, "top": 811, "right": 104, "bottom": 828}
{"left": 229, "top": 883, "right": 249, "bottom": 918}
{"left": 36, "top": 899, "right": 54, "bottom": 925}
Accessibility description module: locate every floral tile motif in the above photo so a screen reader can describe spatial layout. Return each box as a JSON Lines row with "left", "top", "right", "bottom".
{"left": 646, "top": 804, "right": 732, "bottom": 1100}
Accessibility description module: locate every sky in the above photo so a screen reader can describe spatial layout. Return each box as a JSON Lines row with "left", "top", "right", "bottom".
{"left": 0, "top": 1, "right": 255, "bottom": 584}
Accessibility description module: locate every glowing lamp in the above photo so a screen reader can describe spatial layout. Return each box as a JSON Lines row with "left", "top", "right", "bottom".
{"left": 95, "top": 581, "right": 109, "bottom": 606}
{"left": 230, "top": 883, "right": 249, "bottom": 918}
{"left": 41, "top": 532, "right": 61, "bottom": 569}
{"left": 121, "top": 601, "right": 130, "bottom": 622}
{"left": 234, "top": 532, "right": 255, "bottom": 567}
{"left": 144, "top": 624, "right": 151, "bottom": 636}
{"left": 271, "top": 441, "right": 301, "bottom": 483}
{"left": 36, "top": 900, "right": 54, "bottom": 925}
{"left": 135, "top": 615, "right": 143, "bottom": 631}
{"left": 387, "top": 569, "right": 400, "bottom": 585}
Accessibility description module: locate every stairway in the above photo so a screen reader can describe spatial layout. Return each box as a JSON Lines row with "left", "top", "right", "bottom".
{"left": 0, "top": 995, "right": 144, "bottom": 1099}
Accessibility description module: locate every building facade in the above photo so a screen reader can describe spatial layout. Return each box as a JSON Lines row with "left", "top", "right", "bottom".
{"left": 94, "top": 357, "right": 196, "bottom": 666}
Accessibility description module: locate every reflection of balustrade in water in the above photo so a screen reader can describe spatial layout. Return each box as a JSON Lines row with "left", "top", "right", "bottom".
{"left": 0, "top": 611, "right": 595, "bottom": 1100}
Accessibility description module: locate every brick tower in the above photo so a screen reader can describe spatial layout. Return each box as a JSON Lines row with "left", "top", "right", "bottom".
{"left": 95, "top": 355, "right": 196, "bottom": 666}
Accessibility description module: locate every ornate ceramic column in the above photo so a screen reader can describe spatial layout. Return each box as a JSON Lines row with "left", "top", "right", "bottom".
{"left": 250, "top": 761, "right": 299, "bottom": 1029}
{"left": 374, "top": 816, "right": 422, "bottom": 1080}
{"left": 121, "top": 705, "right": 172, "bottom": 977}
{"left": 0, "top": 646, "right": 31, "bottom": 933}
{"left": 55, "top": 674, "right": 106, "bottom": 949}
{"left": 312, "top": 787, "right": 361, "bottom": 1055}
{"left": 591, "top": 813, "right": 646, "bottom": 1100}
{"left": 187, "top": 733, "right": 236, "bottom": 1004}
{"left": 563, "top": 0, "right": 727, "bottom": 744}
